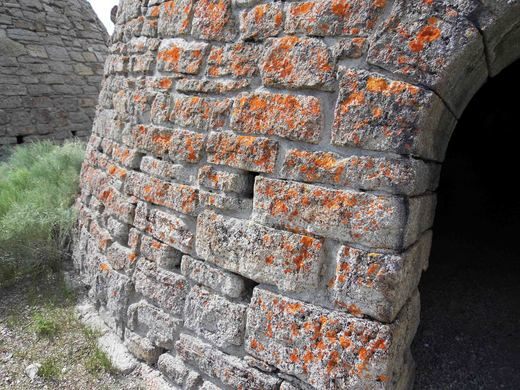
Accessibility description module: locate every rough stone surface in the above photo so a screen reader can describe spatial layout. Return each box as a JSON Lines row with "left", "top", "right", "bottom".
{"left": 74, "top": 0, "right": 520, "bottom": 388}
{"left": 0, "top": 0, "right": 108, "bottom": 155}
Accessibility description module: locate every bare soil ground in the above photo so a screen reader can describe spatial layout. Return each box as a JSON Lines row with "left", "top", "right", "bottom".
{"left": 0, "top": 273, "right": 143, "bottom": 389}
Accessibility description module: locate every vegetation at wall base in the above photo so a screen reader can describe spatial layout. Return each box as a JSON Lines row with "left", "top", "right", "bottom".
{"left": 0, "top": 141, "right": 85, "bottom": 287}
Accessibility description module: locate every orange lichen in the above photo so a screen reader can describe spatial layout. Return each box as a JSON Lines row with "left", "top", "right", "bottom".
{"left": 408, "top": 23, "right": 441, "bottom": 52}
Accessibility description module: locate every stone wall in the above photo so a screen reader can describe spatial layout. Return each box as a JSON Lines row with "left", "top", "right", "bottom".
{"left": 74, "top": 0, "right": 520, "bottom": 388}
{"left": 0, "top": 0, "right": 108, "bottom": 155}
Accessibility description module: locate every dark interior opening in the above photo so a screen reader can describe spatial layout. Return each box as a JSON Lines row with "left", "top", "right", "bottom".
{"left": 412, "top": 59, "right": 520, "bottom": 389}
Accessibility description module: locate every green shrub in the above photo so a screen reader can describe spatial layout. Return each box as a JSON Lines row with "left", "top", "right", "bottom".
{"left": 32, "top": 311, "right": 60, "bottom": 337}
{"left": 38, "top": 357, "right": 61, "bottom": 380}
{"left": 0, "top": 141, "right": 85, "bottom": 286}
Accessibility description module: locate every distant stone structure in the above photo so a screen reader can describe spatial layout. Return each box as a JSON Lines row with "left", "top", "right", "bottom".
{"left": 74, "top": 0, "right": 520, "bottom": 389}
{"left": 0, "top": 0, "right": 108, "bottom": 155}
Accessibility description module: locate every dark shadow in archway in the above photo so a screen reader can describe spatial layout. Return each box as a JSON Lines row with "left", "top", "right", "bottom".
{"left": 412, "top": 60, "right": 520, "bottom": 389}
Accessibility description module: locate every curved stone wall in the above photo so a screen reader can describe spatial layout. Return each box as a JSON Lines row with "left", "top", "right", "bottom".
{"left": 0, "top": 0, "right": 108, "bottom": 153}
{"left": 74, "top": 0, "right": 520, "bottom": 388}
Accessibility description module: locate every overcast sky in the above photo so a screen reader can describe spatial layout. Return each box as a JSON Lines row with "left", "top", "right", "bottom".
{"left": 88, "top": 0, "right": 119, "bottom": 34}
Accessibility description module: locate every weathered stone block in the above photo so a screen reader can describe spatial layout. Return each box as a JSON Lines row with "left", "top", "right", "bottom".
{"left": 125, "top": 171, "right": 199, "bottom": 215}
{"left": 140, "top": 234, "right": 182, "bottom": 269}
{"left": 261, "top": 36, "right": 335, "bottom": 91}
{"left": 332, "top": 68, "right": 455, "bottom": 161}
{"left": 177, "top": 78, "right": 250, "bottom": 94}
{"left": 245, "top": 288, "right": 419, "bottom": 389}
{"left": 140, "top": 156, "right": 194, "bottom": 184}
{"left": 330, "top": 232, "right": 432, "bottom": 323}
{"left": 157, "top": 39, "right": 208, "bottom": 74}
{"left": 167, "top": 127, "right": 208, "bottom": 163}
{"left": 124, "top": 330, "right": 163, "bottom": 364}
{"left": 281, "top": 149, "right": 440, "bottom": 195}
{"left": 157, "top": 0, "right": 193, "bottom": 37}
{"left": 199, "top": 191, "right": 253, "bottom": 212}
{"left": 239, "top": 3, "right": 284, "bottom": 41}
{"left": 285, "top": 0, "right": 387, "bottom": 36}
{"left": 231, "top": 92, "right": 322, "bottom": 143}
{"left": 207, "top": 43, "right": 261, "bottom": 78}
{"left": 140, "top": 207, "right": 195, "bottom": 253}
{"left": 127, "top": 300, "right": 182, "bottom": 349}
{"left": 184, "top": 285, "right": 247, "bottom": 347}
{"left": 191, "top": 0, "right": 237, "bottom": 42}
{"left": 181, "top": 255, "right": 246, "bottom": 298}
{"left": 254, "top": 177, "right": 413, "bottom": 250}
{"left": 206, "top": 131, "right": 278, "bottom": 173}
{"left": 106, "top": 242, "right": 138, "bottom": 272}
{"left": 157, "top": 353, "right": 202, "bottom": 389}
{"left": 133, "top": 258, "right": 190, "bottom": 316}
{"left": 170, "top": 96, "right": 231, "bottom": 131}
{"left": 176, "top": 333, "right": 281, "bottom": 389}
{"left": 197, "top": 165, "right": 252, "bottom": 194}
{"left": 196, "top": 210, "right": 323, "bottom": 292}
{"left": 367, "top": 0, "right": 488, "bottom": 116}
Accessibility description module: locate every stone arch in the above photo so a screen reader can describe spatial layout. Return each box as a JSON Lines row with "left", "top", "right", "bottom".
{"left": 0, "top": 0, "right": 108, "bottom": 156}
{"left": 75, "top": 0, "right": 520, "bottom": 388}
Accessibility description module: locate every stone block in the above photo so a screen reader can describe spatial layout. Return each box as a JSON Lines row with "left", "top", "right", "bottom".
{"left": 133, "top": 258, "right": 189, "bottom": 316}
{"left": 124, "top": 330, "right": 163, "bottom": 364}
{"left": 206, "top": 131, "right": 278, "bottom": 174}
{"left": 181, "top": 255, "right": 246, "bottom": 298}
{"left": 245, "top": 288, "right": 420, "bottom": 389}
{"left": 196, "top": 210, "right": 323, "bottom": 292}
{"left": 285, "top": 0, "right": 387, "bottom": 36}
{"left": 157, "top": 38, "right": 208, "bottom": 74}
{"left": 176, "top": 333, "right": 281, "bottom": 389}
{"left": 253, "top": 177, "right": 420, "bottom": 250}
{"left": 281, "top": 149, "right": 440, "bottom": 195}
{"left": 197, "top": 165, "right": 252, "bottom": 194}
{"left": 157, "top": 353, "right": 202, "bottom": 389}
{"left": 184, "top": 285, "right": 247, "bottom": 347}
{"left": 191, "top": 0, "right": 237, "bottom": 42}
{"left": 330, "top": 232, "right": 432, "bottom": 323}
{"left": 261, "top": 36, "right": 335, "bottom": 91}
{"left": 206, "top": 43, "right": 261, "bottom": 78}
{"left": 157, "top": 0, "right": 193, "bottom": 37}
{"left": 332, "top": 68, "right": 455, "bottom": 161}
{"left": 231, "top": 92, "right": 322, "bottom": 143}
{"left": 239, "top": 3, "right": 284, "bottom": 41}
{"left": 127, "top": 300, "right": 182, "bottom": 349}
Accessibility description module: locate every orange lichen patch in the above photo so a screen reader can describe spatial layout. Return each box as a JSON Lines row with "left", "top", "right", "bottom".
{"left": 290, "top": 351, "right": 300, "bottom": 363}
{"left": 249, "top": 338, "right": 265, "bottom": 351}
{"left": 264, "top": 256, "right": 274, "bottom": 265}
{"left": 99, "top": 263, "right": 110, "bottom": 272}
{"left": 326, "top": 350, "right": 340, "bottom": 374}
{"left": 128, "top": 252, "right": 138, "bottom": 263}
{"left": 339, "top": 91, "right": 365, "bottom": 114}
{"left": 159, "top": 78, "right": 173, "bottom": 89}
{"left": 286, "top": 303, "right": 303, "bottom": 314}
{"left": 374, "top": 0, "right": 386, "bottom": 7}
{"left": 366, "top": 76, "right": 389, "bottom": 92}
{"left": 377, "top": 374, "right": 390, "bottom": 382}
{"left": 291, "top": 2, "right": 314, "bottom": 16}
{"left": 331, "top": 0, "right": 351, "bottom": 17}
{"left": 347, "top": 304, "right": 362, "bottom": 317}
{"left": 408, "top": 22, "right": 441, "bottom": 52}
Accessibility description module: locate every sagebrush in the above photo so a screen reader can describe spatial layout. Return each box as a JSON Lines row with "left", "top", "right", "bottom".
{"left": 0, "top": 141, "right": 85, "bottom": 286}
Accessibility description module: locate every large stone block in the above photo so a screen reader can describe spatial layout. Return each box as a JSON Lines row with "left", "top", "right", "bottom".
{"left": 196, "top": 210, "right": 323, "bottom": 292}
{"left": 332, "top": 68, "right": 455, "bottom": 161}
{"left": 183, "top": 285, "right": 247, "bottom": 348}
{"left": 330, "top": 232, "right": 432, "bottom": 323}
{"left": 181, "top": 255, "right": 246, "bottom": 298}
{"left": 285, "top": 0, "right": 387, "bottom": 36}
{"left": 206, "top": 131, "right": 278, "bottom": 174}
{"left": 133, "top": 258, "right": 190, "bottom": 316}
{"left": 281, "top": 149, "right": 440, "bottom": 196}
{"left": 176, "top": 333, "right": 281, "bottom": 389}
{"left": 127, "top": 300, "right": 182, "bottom": 349}
{"left": 231, "top": 92, "right": 322, "bottom": 143}
{"left": 245, "top": 288, "right": 420, "bottom": 389}
{"left": 367, "top": 0, "right": 488, "bottom": 116}
{"left": 261, "top": 36, "right": 335, "bottom": 91}
{"left": 253, "top": 177, "right": 434, "bottom": 250}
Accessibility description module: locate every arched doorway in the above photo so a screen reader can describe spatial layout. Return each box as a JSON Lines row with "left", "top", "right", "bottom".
{"left": 413, "top": 59, "right": 520, "bottom": 388}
